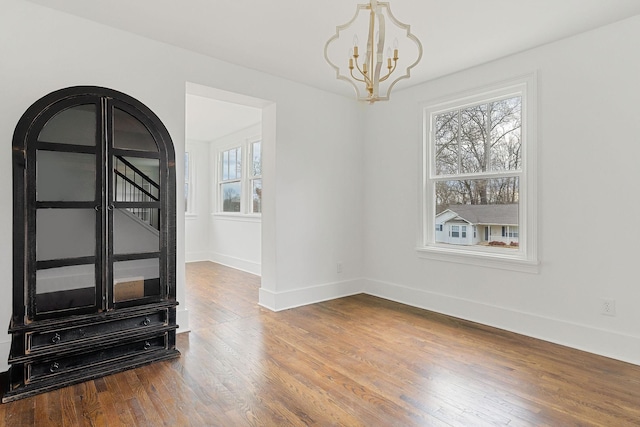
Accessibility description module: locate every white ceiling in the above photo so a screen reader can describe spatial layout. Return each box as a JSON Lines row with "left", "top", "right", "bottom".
{"left": 186, "top": 95, "right": 261, "bottom": 142}
{"left": 24, "top": 0, "right": 640, "bottom": 142}
{"left": 24, "top": 0, "right": 640, "bottom": 98}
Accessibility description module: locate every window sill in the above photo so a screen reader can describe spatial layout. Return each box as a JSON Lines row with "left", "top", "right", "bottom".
{"left": 416, "top": 245, "right": 539, "bottom": 274}
{"left": 212, "top": 212, "right": 261, "bottom": 223}
{"left": 185, "top": 213, "right": 198, "bottom": 220}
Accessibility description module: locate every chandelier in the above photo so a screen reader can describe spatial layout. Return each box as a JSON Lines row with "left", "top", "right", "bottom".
{"left": 324, "top": 0, "right": 423, "bottom": 103}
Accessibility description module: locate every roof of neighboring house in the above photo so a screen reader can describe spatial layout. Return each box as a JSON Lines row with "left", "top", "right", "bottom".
{"left": 436, "top": 204, "right": 518, "bottom": 226}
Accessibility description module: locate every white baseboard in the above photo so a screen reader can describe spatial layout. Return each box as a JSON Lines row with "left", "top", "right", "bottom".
{"left": 259, "top": 278, "right": 365, "bottom": 312}
{"left": 185, "top": 251, "right": 210, "bottom": 263}
{"left": 364, "top": 278, "right": 640, "bottom": 366}
{"left": 176, "top": 307, "right": 190, "bottom": 334}
{"left": 185, "top": 253, "right": 261, "bottom": 275}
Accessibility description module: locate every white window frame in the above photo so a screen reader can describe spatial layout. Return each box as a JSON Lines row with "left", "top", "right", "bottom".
{"left": 418, "top": 74, "right": 539, "bottom": 273}
{"left": 248, "top": 138, "right": 262, "bottom": 214}
{"left": 218, "top": 146, "right": 243, "bottom": 213}
{"left": 215, "top": 136, "right": 262, "bottom": 217}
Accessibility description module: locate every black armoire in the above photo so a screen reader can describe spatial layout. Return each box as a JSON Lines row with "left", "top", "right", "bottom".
{"left": 4, "top": 86, "right": 179, "bottom": 402}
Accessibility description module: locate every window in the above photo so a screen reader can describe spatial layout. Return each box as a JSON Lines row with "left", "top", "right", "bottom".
{"left": 435, "top": 224, "right": 443, "bottom": 232}
{"left": 217, "top": 138, "right": 262, "bottom": 215}
{"left": 220, "top": 147, "right": 242, "bottom": 212}
{"left": 250, "top": 140, "right": 262, "bottom": 213}
{"left": 420, "top": 75, "right": 538, "bottom": 272}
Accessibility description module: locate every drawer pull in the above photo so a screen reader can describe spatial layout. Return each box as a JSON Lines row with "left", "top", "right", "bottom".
{"left": 143, "top": 341, "right": 151, "bottom": 350}
{"left": 142, "top": 317, "right": 151, "bottom": 326}
{"left": 50, "top": 362, "right": 60, "bottom": 373}
{"left": 51, "top": 333, "right": 61, "bottom": 344}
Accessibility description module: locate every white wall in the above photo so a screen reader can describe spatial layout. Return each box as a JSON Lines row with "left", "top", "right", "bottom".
{"left": 0, "top": 0, "right": 364, "bottom": 371}
{"left": 185, "top": 140, "right": 211, "bottom": 262}
{"left": 362, "top": 15, "right": 640, "bottom": 365}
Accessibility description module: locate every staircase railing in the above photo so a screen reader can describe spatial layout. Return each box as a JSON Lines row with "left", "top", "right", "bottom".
{"left": 113, "top": 156, "right": 160, "bottom": 230}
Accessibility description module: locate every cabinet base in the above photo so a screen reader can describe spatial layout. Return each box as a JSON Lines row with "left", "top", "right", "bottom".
{"left": 2, "top": 349, "right": 180, "bottom": 403}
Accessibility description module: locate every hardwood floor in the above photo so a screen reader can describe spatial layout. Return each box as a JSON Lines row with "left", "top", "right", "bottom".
{"left": 2, "top": 261, "right": 640, "bottom": 426}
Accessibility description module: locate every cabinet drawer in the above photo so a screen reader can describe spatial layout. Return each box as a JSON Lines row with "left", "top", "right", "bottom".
{"left": 26, "top": 309, "right": 168, "bottom": 352}
{"left": 27, "top": 334, "right": 168, "bottom": 382}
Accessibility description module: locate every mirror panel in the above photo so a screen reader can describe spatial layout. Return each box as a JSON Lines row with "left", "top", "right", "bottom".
{"left": 38, "top": 104, "right": 97, "bottom": 146}
{"left": 113, "top": 258, "right": 160, "bottom": 302}
{"left": 36, "top": 264, "right": 96, "bottom": 313}
{"left": 36, "top": 209, "right": 96, "bottom": 261}
{"left": 113, "top": 108, "right": 158, "bottom": 152}
{"left": 37, "top": 150, "right": 96, "bottom": 202}
{"left": 113, "top": 208, "right": 159, "bottom": 255}
{"left": 113, "top": 156, "right": 160, "bottom": 203}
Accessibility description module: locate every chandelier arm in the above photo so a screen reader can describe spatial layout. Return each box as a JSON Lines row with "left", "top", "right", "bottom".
{"left": 352, "top": 56, "right": 373, "bottom": 87}
{"left": 378, "top": 60, "right": 397, "bottom": 83}
{"left": 349, "top": 68, "right": 367, "bottom": 83}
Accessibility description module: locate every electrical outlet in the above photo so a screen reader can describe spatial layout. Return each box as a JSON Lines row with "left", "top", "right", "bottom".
{"left": 601, "top": 298, "right": 616, "bottom": 316}
{"left": 337, "top": 262, "right": 343, "bottom": 274}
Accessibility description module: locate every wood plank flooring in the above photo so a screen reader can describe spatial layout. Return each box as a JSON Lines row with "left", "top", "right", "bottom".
{"left": 2, "top": 261, "right": 640, "bottom": 426}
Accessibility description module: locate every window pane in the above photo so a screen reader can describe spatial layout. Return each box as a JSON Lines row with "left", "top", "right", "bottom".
{"left": 222, "top": 151, "right": 229, "bottom": 180}
{"left": 436, "top": 177, "right": 519, "bottom": 208}
{"left": 230, "top": 148, "right": 242, "bottom": 180}
{"left": 37, "top": 151, "right": 96, "bottom": 202}
{"left": 489, "top": 97, "right": 522, "bottom": 172}
{"left": 235, "top": 148, "right": 242, "bottom": 179}
{"left": 184, "top": 152, "right": 190, "bottom": 182}
{"left": 38, "top": 104, "right": 96, "bottom": 146}
{"left": 252, "top": 141, "right": 262, "bottom": 176}
{"left": 113, "top": 258, "right": 160, "bottom": 302}
{"left": 436, "top": 97, "right": 523, "bottom": 176}
{"left": 37, "top": 209, "right": 96, "bottom": 261}
{"left": 435, "top": 178, "right": 519, "bottom": 249}
{"left": 252, "top": 179, "right": 262, "bottom": 213}
{"left": 113, "top": 108, "right": 158, "bottom": 152}
{"left": 434, "top": 111, "right": 458, "bottom": 175}
{"left": 221, "top": 182, "right": 241, "bottom": 212}
{"left": 460, "top": 104, "right": 487, "bottom": 173}
{"left": 185, "top": 183, "right": 189, "bottom": 212}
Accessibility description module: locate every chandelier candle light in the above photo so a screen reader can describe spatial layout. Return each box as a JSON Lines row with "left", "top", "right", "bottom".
{"left": 324, "top": 0, "right": 422, "bottom": 103}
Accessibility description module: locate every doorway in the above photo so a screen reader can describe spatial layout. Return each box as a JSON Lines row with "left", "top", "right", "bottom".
{"left": 183, "top": 83, "right": 273, "bottom": 290}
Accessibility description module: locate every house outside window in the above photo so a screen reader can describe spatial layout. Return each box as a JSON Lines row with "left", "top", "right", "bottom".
{"left": 217, "top": 138, "right": 262, "bottom": 215}
{"left": 419, "top": 75, "right": 538, "bottom": 272}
